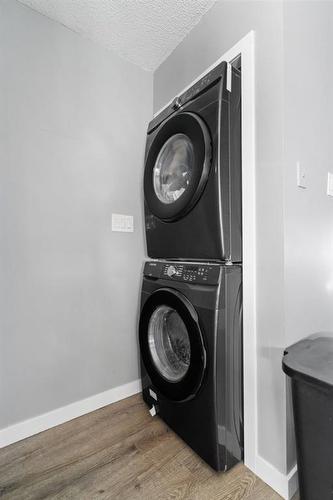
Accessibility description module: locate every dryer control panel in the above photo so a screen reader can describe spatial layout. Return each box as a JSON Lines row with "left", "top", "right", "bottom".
{"left": 144, "top": 261, "right": 221, "bottom": 285}
{"left": 148, "top": 61, "right": 230, "bottom": 134}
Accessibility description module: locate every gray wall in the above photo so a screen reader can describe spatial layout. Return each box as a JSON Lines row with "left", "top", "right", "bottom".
{"left": 283, "top": 0, "right": 333, "bottom": 470}
{"left": 0, "top": 0, "right": 152, "bottom": 429}
{"left": 154, "top": 1, "right": 287, "bottom": 474}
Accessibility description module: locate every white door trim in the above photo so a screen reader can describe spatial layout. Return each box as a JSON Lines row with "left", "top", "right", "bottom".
{"left": 154, "top": 29, "right": 258, "bottom": 475}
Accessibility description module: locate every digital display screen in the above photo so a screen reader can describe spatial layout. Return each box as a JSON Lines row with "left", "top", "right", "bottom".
{"left": 186, "top": 265, "right": 198, "bottom": 271}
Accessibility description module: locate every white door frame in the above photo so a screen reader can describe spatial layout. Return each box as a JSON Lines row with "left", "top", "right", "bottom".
{"left": 153, "top": 30, "right": 257, "bottom": 475}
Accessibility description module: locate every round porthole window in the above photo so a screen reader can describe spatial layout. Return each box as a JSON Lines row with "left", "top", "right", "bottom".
{"left": 152, "top": 134, "right": 194, "bottom": 205}
{"left": 139, "top": 289, "right": 206, "bottom": 401}
{"left": 144, "top": 112, "right": 211, "bottom": 222}
{"left": 148, "top": 305, "right": 191, "bottom": 382}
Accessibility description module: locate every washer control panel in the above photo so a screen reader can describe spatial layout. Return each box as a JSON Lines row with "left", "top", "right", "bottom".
{"left": 144, "top": 261, "right": 220, "bottom": 285}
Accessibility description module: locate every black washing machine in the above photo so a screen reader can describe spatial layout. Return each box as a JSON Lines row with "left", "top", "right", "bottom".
{"left": 144, "top": 62, "right": 241, "bottom": 262}
{"left": 138, "top": 260, "right": 243, "bottom": 471}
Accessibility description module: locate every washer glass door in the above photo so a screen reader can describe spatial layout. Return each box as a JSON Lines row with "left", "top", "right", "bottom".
{"left": 148, "top": 304, "right": 191, "bottom": 382}
{"left": 139, "top": 289, "right": 206, "bottom": 401}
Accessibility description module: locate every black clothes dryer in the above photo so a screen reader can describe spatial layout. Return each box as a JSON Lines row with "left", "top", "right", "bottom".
{"left": 138, "top": 260, "right": 243, "bottom": 471}
{"left": 144, "top": 62, "right": 241, "bottom": 262}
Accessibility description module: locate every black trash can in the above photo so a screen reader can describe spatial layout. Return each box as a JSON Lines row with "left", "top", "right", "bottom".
{"left": 283, "top": 333, "right": 333, "bottom": 500}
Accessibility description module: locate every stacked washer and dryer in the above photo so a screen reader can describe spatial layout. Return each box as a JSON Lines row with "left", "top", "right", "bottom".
{"left": 138, "top": 62, "right": 243, "bottom": 472}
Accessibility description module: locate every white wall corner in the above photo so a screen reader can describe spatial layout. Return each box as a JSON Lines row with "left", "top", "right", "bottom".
{"left": 255, "top": 455, "right": 298, "bottom": 499}
{"left": 0, "top": 379, "right": 141, "bottom": 449}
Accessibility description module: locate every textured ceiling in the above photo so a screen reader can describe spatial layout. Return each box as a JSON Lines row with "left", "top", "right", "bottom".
{"left": 18, "top": 0, "right": 215, "bottom": 71}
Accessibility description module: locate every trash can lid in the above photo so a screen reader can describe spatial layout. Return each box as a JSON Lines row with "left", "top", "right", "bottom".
{"left": 283, "top": 332, "right": 333, "bottom": 389}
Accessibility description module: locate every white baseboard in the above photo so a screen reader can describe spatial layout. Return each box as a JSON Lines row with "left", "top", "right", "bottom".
{"left": 255, "top": 455, "right": 298, "bottom": 500}
{"left": 287, "top": 465, "right": 299, "bottom": 500}
{"left": 0, "top": 379, "right": 141, "bottom": 449}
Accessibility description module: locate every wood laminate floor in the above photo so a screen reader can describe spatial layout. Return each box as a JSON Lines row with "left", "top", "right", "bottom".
{"left": 0, "top": 394, "right": 298, "bottom": 499}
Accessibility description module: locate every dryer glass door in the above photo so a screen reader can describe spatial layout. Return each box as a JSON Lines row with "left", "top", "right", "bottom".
{"left": 153, "top": 134, "right": 194, "bottom": 205}
{"left": 144, "top": 112, "right": 211, "bottom": 222}
{"left": 139, "top": 288, "right": 206, "bottom": 402}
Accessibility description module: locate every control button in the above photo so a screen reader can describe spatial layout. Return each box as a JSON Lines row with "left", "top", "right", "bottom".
{"left": 167, "top": 265, "right": 177, "bottom": 277}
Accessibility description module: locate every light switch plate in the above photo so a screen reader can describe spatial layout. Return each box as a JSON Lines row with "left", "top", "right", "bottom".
{"left": 296, "top": 161, "right": 307, "bottom": 189}
{"left": 112, "top": 213, "right": 134, "bottom": 232}
{"left": 327, "top": 172, "right": 333, "bottom": 197}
